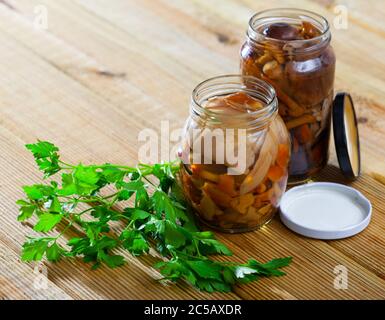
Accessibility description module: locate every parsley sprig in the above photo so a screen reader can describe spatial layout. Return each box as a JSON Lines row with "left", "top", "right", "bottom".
{"left": 17, "top": 141, "right": 292, "bottom": 293}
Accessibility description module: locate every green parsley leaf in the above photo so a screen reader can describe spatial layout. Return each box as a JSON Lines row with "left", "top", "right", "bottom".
{"left": 48, "top": 196, "right": 61, "bottom": 213}
{"left": 151, "top": 190, "right": 187, "bottom": 223}
{"left": 58, "top": 173, "right": 77, "bottom": 196}
{"left": 26, "top": 141, "right": 59, "bottom": 158}
{"left": 185, "top": 260, "right": 223, "bottom": 281}
{"left": 22, "top": 185, "right": 44, "bottom": 200}
{"left": 199, "top": 238, "right": 233, "bottom": 256}
{"left": 26, "top": 141, "right": 60, "bottom": 177}
{"left": 17, "top": 203, "right": 37, "bottom": 221}
{"left": 101, "top": 166, "right": 126, "bottom": 183}
{"left": 163, "top": 221, "right": 187, "bottom": 249}
{"left": 135, "top": 187, "right": 149, "bottom": 210}
{"left": 21, "top": 238, "right": 51, "bottom": 261}
{"left": 95, "top": 236, "right": 118, "bottom": 250}
{"left": 98, "top": 251, "right": 125, "bottom": 268}
{"left": 117, "top": 180, "right": 144, "bottom": 191}
{"left": 68, "top": 237, "right": 91, "bottom": 256}
{"left": 128, "top": 209, "right": 151, "bottom": 222}
{"left": 46, "top": 242, "right": 63, "bottom": 262}
{"left": 117, "top": 189, "right": 132, "bottom": 201}
{"left": 222, "top": 267, "right": 236, "bottom": 285}
{"left": 91, "top": 206, "right": 119, "bottom": 222}
{"left": 73, "top": 165, "right": 100, "bottom": 194}
{"left": 85, "top": 222, "right": 109, "bottom": 243}
{"left": 22, "top": 184, "right": 55, "bottom": 200}
{"left": 34, "top": 213, "right": 62, "bottom": 232}
{"left": 120, "top": 230, "right": 149, "bottom": 256}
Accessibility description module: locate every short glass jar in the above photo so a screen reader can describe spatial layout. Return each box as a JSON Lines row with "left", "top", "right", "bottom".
{"left": 240, "top": 9, "right": 336, "bottom": 184}
{"left": 178, "top": 75, "right": 290, "bottom": 233}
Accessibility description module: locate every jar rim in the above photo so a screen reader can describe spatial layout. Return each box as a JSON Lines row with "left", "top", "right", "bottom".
{"left": 191, "top": 75, "right": 278, "bottom": 130}
{"left": 247, "top": 8, "right": 330, "bottom": 46}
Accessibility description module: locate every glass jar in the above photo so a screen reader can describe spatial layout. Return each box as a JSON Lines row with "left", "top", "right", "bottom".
{"left": 178, "top": 75, "right": 290, "bottom": 233}
{"left": 240, "top": 9, "right": 336, "bottom": 184}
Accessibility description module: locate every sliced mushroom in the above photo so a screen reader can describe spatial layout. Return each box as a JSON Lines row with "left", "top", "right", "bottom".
{"left": 285, "top": 114, "right": 317, "bottom": 130}
{"left": 256, "top": 52, "right": 273, "bottom": 65}
{"left": 263, "top": 60, "right": 283, "bottom": 80}
{"left": 240, "top": 129, "right": 275, "bottom": 195}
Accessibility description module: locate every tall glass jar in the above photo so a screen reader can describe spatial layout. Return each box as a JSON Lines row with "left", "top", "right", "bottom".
{"left": 178, "top": 75, "right": 290, "bottom": 233}
{"left": 240, "top": 9, "right": 336, "bottom": 184}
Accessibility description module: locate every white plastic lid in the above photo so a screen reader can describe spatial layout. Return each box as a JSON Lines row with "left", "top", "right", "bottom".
{"left": 279, "top": 182, "right": 372, "bottom": 240}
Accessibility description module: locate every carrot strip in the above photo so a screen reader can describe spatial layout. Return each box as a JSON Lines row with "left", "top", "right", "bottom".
{"left": 217, "top": 175, "right": 237, "bottom": 196}
{"left": 285, "top": 114, "right": 316, "bottom": 130}
{"left": 296, "top": 124, "right": 313, "bottom": 144}
{"left": 276, "top": 144, "right": 290, "bottom": 168}
{"left": 202, "top": 182, "right": 232, "bottom": 207}
{"left": 267, "top": 165, "right": 285, "bottom": 182}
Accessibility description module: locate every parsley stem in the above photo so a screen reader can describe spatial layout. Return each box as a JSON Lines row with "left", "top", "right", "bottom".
{"left": 75, "top": 207, "right": 94, "bottom": 216}
{"left": 55, "top": 221, "right": 73, "bottom": 240}
{"left": 142, "top": 176, "right": 156, "bottom": 187}
{"left": 90, "top": 164, "right": 137, "bottom": 172}
{"left": 117, "top": 214, "right": 130, "bottom": 221}
{"left": 173, "top": 249, "right": 208, "bottom": 261}
{"left": 193, "top": 239, "right": 203, "bottom": 258}
{"left": 107, "top": 194, "right": 120, "bottom": 207}
{"left": 59, "top": 196, "right": 109, "bottom": 206}
{"left": 59, "top": 159, "right": 138, "bottom": 173}
{"left": 103, "top": 192, "right": 119, "bottom": 200}
{"left": 58, "top": 160, "right": 75, "bottom": 168}
{"left": 69, "top": 197, "right": 110, "bottom": 206}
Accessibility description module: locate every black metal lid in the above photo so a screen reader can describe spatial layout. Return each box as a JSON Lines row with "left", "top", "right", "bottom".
{"left": 332, "top": 92, "right": 361, "bottom": 180}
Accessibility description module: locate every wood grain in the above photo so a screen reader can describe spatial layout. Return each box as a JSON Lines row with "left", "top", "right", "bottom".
{"left": 0, "top": 0, "right": 384, "bottom": 299}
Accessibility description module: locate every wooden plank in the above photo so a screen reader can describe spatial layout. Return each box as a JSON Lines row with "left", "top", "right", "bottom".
{"left": 0, "top": 239, "right": 71, "bottom": 300}
{"left": 212, "top": 168, "right": 385, "bottom": 300}
{"left": 317, "top": 166, "right": 385, "bottom": 279}
{"left": 0, "top": 23, "right": 237, "bottom": 300}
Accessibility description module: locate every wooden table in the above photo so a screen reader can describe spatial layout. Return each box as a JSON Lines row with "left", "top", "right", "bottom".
{"left": 0, "top": 0, "right": 384, "bottom": 300}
